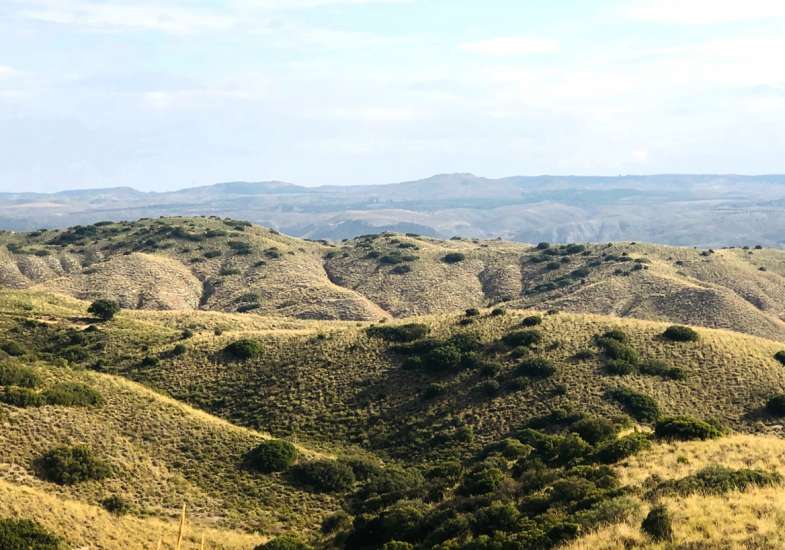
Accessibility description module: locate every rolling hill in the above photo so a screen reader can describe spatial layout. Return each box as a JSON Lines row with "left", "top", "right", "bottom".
{"left": 2, "top": 217, "right": 785, "bottom": 341}
{"left": 4, "top": 290, "right": 785, "bottom": 548}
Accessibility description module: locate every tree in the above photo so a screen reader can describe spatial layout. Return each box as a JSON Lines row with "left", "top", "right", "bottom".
{"left": 88, "top": 299, "right": 120, "bottom": 321}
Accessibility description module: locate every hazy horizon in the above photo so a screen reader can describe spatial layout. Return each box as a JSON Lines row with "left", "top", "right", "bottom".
{"left": 2, "top": 0, "right": 785, "bottom": 193}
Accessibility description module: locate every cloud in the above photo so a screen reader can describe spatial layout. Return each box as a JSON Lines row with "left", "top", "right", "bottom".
{"left": 460, "top": 36, "right": 559, "bottom": 56}
{"left": 624, "top": 0, "right": 785, "bottom": 24}
{"left": 0, "top": 66, "right": 16, "bottom": 78}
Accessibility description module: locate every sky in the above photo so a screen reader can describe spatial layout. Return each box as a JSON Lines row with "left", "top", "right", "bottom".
{"left": 1, "top": 0, "right": 785, "bottom": 192}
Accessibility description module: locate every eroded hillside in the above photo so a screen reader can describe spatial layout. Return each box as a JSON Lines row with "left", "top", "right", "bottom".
{"left": 3, "top": 217, "right": 785, "bottom": 341}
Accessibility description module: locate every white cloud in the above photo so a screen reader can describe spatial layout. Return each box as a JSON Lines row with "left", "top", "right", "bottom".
{"left": 0, "top": 66, "right": 16, "bottom": 78}
{"left": 460, "top": 36, "right": 559, "bottom": 56}
{"left": 624, "top": 0, "right": 785, "bottom": 24}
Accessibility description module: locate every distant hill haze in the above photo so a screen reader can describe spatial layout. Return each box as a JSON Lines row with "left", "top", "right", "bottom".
{"left": 4, "top": 174, "right": 785, "bottom": 246}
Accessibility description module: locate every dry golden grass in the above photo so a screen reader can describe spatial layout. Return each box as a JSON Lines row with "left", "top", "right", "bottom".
{"left": 0, "top": 479, "right": 266, "bottom": 549}
{"left": 566, "top": 434, "right": 785, "bottom": 550}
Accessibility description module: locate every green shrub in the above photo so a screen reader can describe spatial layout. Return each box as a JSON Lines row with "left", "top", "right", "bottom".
{"left": 601, "top": 329, "right": 627, "bottom": 342}
{"left": 477, "top": 379, "right": 501, "bottom": 397}
{"left": 0, "top": 363, "right": 39, "bottom": 387}
{"left": 0, "top": 341, "right": 26, "bottom": 357}
{"left": 775, "top": 351, "right": 785, "bottom": 366}
{"left": 513, "top": 357, "right": 555, "bottom": 378}
{"left": 246, "top": 440, "right": 298, "bottom": 473}
{"left": 596, "top": 337, "right": 639, "bottom": 363}
{"left": 87, "top": 299, "right": 120, "bottom": 321}
{"left": 650, "top": 466, "right": 782, "bottom": 497}
{"left": 604, "top": 359, "right": 635, "bottom": 375}
{"left": 571, "top": 417, "right": 617, "bottom": 445}
{"left": 641, "top": 505, "right": 673, "bottom": 542}
{"left": 382, "top": 542, "right": 414, "bottom": 550}
{"left": 0, "top": 518, "right": 64, "bottom": 549}
{"left": 459, "top": 466, "right": 505, "bottom": 495}
{"left": 422, "top": 383, "right": 445, "bottom": 400}
{"left": 502, "top": 330, "right": 542, "bottom": 348}
{"left": 766, "top": 394, "right": 785, "bottom": 416}
{"left": 442, "top": 252, "right": 466, "bottom": 264}
{"left": 607, "top": 388, "right": 659, "bottom": 423}
{"left": 536, "top": 242, "right": 550, "bottom": 250}
{"left": 321, "top": 511, "right": 352, "bottom": 534}
{"left": 595, "top": 433, "right": 651, "bottom": 464}
{"left": 367, "top": 323, "right": 429, "bottom": 343}
{"left": 291, "top": 460, "right": 356, "bottom": 492}
{"left": 0, "top": 387, "right": 46, "bottom": 407}
{"left": 465, "top": 308, "right": 480, "bottom": 317}
{"left": 254, "top": 536, "right": 312, "bottom": 550}
{"left": 654, "top": 417, "right": 722, "bottom": 441}
{"left": 521, "top": 315, "right": 542, "bottom": 327}
{"left": 171, "top": 343, "right": 187, "bottom": 356}
{"left": 490, "top": 307, "right": 505, "bottom": 316}
{"left": 101, "top": 495, "right": 131, "bottom": 515}
{"left": 638, "top": 360, "right": 685, "bottom": 380}
{"left": 43, "top": 383, "right": 103, "bottom": 407}
{"left": 662, "top": 325, "right": 699, "bottom": 342}
{"left": 33, "top": 446, "right": 112, "bottom": 485}
{"left": 390, "top": 264, "right": 412, "bottom": 274}
{"left": 224, "top": 339, "right": 262, "bottom": 359}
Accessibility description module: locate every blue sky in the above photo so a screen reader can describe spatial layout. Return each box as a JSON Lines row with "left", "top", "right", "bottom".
{"left": 1, "top": 0, "right": 784, "bottom": 192}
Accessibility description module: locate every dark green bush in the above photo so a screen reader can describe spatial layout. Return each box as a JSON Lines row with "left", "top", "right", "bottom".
{"left": 607, "top": 388, "right": 659, "bottom": 423}
{"left": 0, "top": 387, "right": 45, "bottom": 407}
{"left": 766, "top": 394, "right": 785, "bottom": 416}
{"left": 459, "top": 465, "right": 505, "bottom": 496}
{"left": 521, "top": 315, "right": 542, "bottom": 327}
{"left": 224, "top": 339, "right": 262, "bottom": 359}
{"left": 254, "top": 536, "right": 312, "bottom": 550}
{"left": 367, "top": 323, "right": 429, "bottom": 343}
{"left": 33, "top": 446, "right": 112, "bottom": 485}
{"left": 291, "top": 460, "right": 356, "bottom": 492}
{"left": 641, "top": 505, "right": 673, "bottom": 542}
{"left": 638, "top": 360, "right": 685, "bottom": 380}
{"left": 601, "top": 329, "right": 627, "bottom": 342}
{"left": 0, "top": 341, "right": 26, "bottom": 357}
{"left": 502, "top": 330, "right": 542, "bottom": 348}
{"left": 654, "top": 416, "right": 722, "bottom": 441}
{"left": 87, "top": 299, "right": 120, "bottom": 321}
{"left": 477, "top": 379, "right": 501, "bottom": 397}
{"left": 490, "top": 307, "right": 506, "bottom": 316}
{"left": 0, "top": 363, "right": 39, "bottom": 387}
{"left": 595, "top": 433, "right": 651, "bottom": 463}
{"left": 465, "top": 308, "right": 480, "bottom": 317}
{"left": 514, "top": 358, "right": 555, "bottom": 378}
{"left": 662, "top": 325, "right": 699, "bottom": 342}
{"left": 390, "top": 264, "right": 412, "bottom": 275}
{"left": 246, "top": 439, "right": 298, "bottom": 473}
{"left": 596, "top": 337, "right": 639, "bottom": 363}
{"left": 775, "top": 351, "right": 785, "bottom": 366}
{"left": 0, "top": 518, "right": 64, "bottom": 549}
{"left": 43, "top": 383, "right": 103, "bottom": 407}
{"left": 101, "top": 495, "right": 131, "bottom": 515}
{"left": 442, "top": 252, "right": 466, "bottom": 264}
{"left": 571, "top": 417, "right": 617, "bottom": 445}
{"left": 422, "top": 383, "right": 445, "bottom": 400}
{"left": 650, "top": 466, "right": 782, "bottom": 497}
{"left": 604, "top": 359, "right": 635, "bottom": 375}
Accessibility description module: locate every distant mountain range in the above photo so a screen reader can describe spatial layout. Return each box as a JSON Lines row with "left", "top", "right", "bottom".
{"left": 4, "top": 173, "right": 785, "bottom": 246}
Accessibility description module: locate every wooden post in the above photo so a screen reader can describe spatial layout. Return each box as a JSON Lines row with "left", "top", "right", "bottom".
{"left": 175, "top": 504, "right": 186, "bottom": 550}
{"left": 200, "top": 533, "right": 206, "bottom": 550}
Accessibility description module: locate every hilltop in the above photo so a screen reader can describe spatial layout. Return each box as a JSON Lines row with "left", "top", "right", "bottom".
{"left": 3, "top": 174, "right": 785, "bottom": 246}
{"left": 2, "top": 217, "right": 785, "bottom": 341}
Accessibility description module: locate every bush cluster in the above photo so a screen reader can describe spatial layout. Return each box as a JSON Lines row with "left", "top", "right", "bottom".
{"left": 0, "top": 518, "right": 64, "bottom": 550}
{"left": 662, "top": 325, "right": 699, "bottom": 342}
{"left": 367, "top": 324, "right": 429, "bottom": 343}
{"left": 291, "top": 460, "right": 356, "bottom": 492}
{"left": 33, "top": 446, "right": 112, "bottom": 485}
{"left": 246, "top": 440, "right": 298, "bottom": 473}
{"left": 654, "top": 416, "right": 722, "bottom": 441}
{"left": 223, "top": 339, "right": 263, "bottom": 359}
{"left": 606, "top": 388, "right": 660, "bottom": 423}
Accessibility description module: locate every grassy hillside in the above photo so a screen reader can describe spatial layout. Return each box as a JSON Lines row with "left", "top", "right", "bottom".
{"left": 3, "top": 217, "right": 785, "bottom": 341}
{"left": 5, "top": 290, "right": 785, "bottom": 548}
